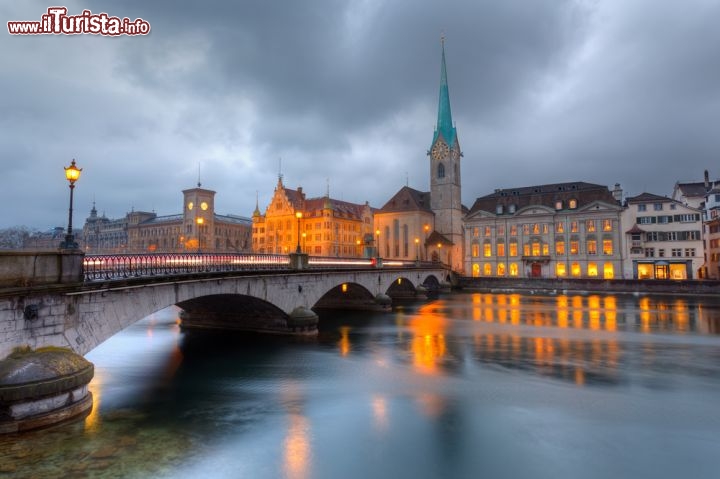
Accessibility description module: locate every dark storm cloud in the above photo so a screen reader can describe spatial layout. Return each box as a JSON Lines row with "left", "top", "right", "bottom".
{"left": 1, "top": 0, "right": 719, "bottom": 229}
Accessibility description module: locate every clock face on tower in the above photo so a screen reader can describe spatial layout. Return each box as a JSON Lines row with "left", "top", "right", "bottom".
{"left": 431, "top": 141, "right": 450, "bottom": 160}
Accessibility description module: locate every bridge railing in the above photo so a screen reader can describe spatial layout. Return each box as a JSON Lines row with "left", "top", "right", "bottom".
{"left": 83, "top": 253, "right": 290, "bottom": 281}
{"left": 83, "top": 253, "right": 442, "bottom": 282}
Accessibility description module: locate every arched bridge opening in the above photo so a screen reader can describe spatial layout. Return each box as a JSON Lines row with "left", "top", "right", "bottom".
{"left": 313, "top": 282, "right": 381, "bottom": 312}
{"left": 177, "top": 294, "right": 290, "bottom": 333}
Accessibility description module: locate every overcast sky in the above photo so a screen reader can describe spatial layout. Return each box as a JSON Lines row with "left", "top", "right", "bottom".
{"left": 2, "top": 0, "right": 720, "bottom": 230}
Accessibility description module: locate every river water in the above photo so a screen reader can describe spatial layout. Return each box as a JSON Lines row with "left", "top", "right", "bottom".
{"left": 2, "top": 291, "right": 720, "bottom": 479}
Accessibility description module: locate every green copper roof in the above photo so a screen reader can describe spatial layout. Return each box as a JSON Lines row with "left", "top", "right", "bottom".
{"left": 432, "top": 40, "right": 456, "bottom": 147}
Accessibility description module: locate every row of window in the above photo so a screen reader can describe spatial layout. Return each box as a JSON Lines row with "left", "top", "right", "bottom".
{"left": 471, "top": 239, "right": 615, "bottom": 257}
{"left": 637, "top": 214, "right": 701, "bottom": 224}
{"left": 637, "top": 203, "right": 677, "bottom": 212}
{"left": 471, "top": 219, "right": 615, "bottom": 238}
{"left": 471, "top": 262, "right": 616, "bottom": 278}
{"left": 644, "top": 248, "right": 696, "bottom": 257}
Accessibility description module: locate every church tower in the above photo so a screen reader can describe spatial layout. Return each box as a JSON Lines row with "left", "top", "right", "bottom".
{"left": 429, "top": 38, "right": 464, "bottom": 271}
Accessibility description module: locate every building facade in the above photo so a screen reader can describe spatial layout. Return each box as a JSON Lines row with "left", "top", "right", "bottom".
{"left": 374, "top": 187, "right": 435, "bottom": 262}
{"left": 252, "top": 177, "right": 374, "bottom": 257}
{"left": 83, "top": 184, "right": 251, "bottom": 254}
{"left": 621, "top": 193, "right": 704, "bottom": 279}
{"left": 464, "top": 182, "right": 624, "bottom": 279}
{"left": 704, "top": 186, "right": 720, "bottom": 279}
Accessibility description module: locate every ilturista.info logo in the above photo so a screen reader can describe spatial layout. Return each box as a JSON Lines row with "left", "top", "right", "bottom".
{"left": 8, "top": 7, "right": 150, "bottom": 36}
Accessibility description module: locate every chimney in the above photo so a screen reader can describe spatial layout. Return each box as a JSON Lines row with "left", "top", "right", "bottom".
{"left": 612, "top": 183, "right": 623, "bottom": 202}
{"left": 704, "top": 170, "right": 710, "bottom": 190}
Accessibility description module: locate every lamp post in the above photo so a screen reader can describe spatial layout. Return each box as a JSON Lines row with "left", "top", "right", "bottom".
{"left": 415, "top": 237, "right": 420, "bottom": 261}
{"left": 423, "top": 224, "right": 430, "bottom": 260}
{"left": 60, "top": 159, "right": 82, "bottom": 249}
{"left": 302, "top": 232, "right": 306, "bottom": 253}
{"left": 196, "top": 217, "right": 204, "bottom": 252}
{"left": 295, "top": 211, "right": 303, "bottom": 254}
{"left": 375, "top": 229, "right": 381, "bottom": 257}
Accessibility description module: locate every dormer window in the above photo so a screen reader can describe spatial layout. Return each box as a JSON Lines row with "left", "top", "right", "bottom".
{"left": 555, "top": 200, "right": 563, "bottom": 210}
{"left": 568, "top": 199, "right": 577, "bottom": 209}
{"left": 496, "top": 205, "right": 504, "bottom": 214}
{"left": 508, "top": 204, "right": 516, "bottom": 214}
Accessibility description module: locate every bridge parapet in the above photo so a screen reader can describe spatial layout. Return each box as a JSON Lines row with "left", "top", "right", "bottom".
{"left": 0, "top": 250, "right": 84, "bottom": 288}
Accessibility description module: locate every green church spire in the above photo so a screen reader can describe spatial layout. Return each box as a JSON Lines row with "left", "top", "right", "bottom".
{"left": 433, "top": 36, "right": 456, "bottom": 147}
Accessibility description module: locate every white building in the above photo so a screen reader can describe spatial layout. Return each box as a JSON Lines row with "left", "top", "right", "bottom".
{"left": 464, "top": 182, "right": 624, "bottom": 279}
{"left": 621, "top": 193, "right": 704, "bottom": 279}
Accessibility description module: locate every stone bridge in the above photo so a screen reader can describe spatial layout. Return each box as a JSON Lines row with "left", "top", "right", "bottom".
{"left": 0, "top": 250, "right": 449, "bottom": 432}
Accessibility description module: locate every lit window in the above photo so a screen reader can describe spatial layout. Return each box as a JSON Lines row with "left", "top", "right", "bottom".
{"left": 556, "top": 263, "right": 567, "bottom": 277}
{"left": 586, "top": 220, "right": 596, "bottom": 232}
{"left": 588, "top": 262, "right": 598, "bottom": 277}
{"left": 523, "top": 224, "right": 530, "bottom": 235}
{"left": 509, "top": 241, "right": 518, "bottom": 257}
{"left": 532, "top": 223, "right": 540, "bottom": 234}
{"left": 602, "top": 239, "right": 613, "bottom": 255}
{"left": 570, "top": 221, "right": 578, "bottom": 233}
{"left": 510, "top": 225, "right": 518, "bottom": 236}
{"left": 587, "top": 239, "right": 597, "bottom": 255}
{"left": 570, "top": 241, "right": 579, "bottom": 255}
{"left": 471, "top": 243, "right": 480, "bottom": 257}
{"left": 497, "top": 263, "right": 506, "bottom": 276}
{"left": 556, "top": 240, "right": 565, "bottom": 255}
{"left": 532, "top": 242, "right": 540, "bottom": 256}
{"left": 603, "top": 263, "right": 614, "bottom": 279}
{"left": 483, "top": 242, "right": 492, "bottom": 257}
{"left": 555, "top": 200, "right": 563, "bottom": 210}
{"left": 542, "top": 243, "right": 549, "bottom": 255}
{"left": 602, "top": 219, "right": 612, "bottom": 231}
{"left": 509, "top": 263, "right": 519, "bottom": 276}
{"left": 484, "top": 226, "right": 492, "bottom": 237}
{"left": 569, "top": 199, "right": 577, "bottom": 209}
{"left": 523, "top": 243, "right": 530, "bottom": 256}
{"left": 472, "top": 263, "right": 480, "bottom": 277}
{"left": 484, "top": 263, "right": 492, "bottom": 276}
{"left": 555, "top": 222, "right": 564, "bottom": 233}
{"left": 497, "top": 242, "right": 506, "bottom": 257}
{"left": 571, "top": 262, "right": 581, "bottom": 277}
{"left": 473, "top": 227, "right": 479, "bottom": 237}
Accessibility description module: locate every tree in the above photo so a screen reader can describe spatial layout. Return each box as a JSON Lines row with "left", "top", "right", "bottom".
{"left": 0, "top": 226, "right": 31, "bottom": 249}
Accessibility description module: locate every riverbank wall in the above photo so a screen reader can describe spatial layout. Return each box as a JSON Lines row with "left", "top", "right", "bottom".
{"left": 458, "top": 277, "right": 720, "bottom": 296}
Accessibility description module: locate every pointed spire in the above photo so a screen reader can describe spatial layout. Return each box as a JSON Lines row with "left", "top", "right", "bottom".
{"left": 433, "top": 35, "right": 456, "bottom": 147}
{"left": 253, "top": 191, "right": 261, "bottom": 217}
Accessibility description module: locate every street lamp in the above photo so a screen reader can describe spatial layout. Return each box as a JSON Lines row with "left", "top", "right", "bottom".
{"left": 196, "top": 217, "right": 204, "bottom": 252}
{"left": 415, "top": 237, "right": 419, "bottom": 261}
{"left": 60, "top": 159, "right": 82, "bottom": 249}
{"left": 301, "top": 232, "right": 306, "bottom": 253}
{"left": 295, "top": 211, "right": 303, "bottom": 254}
{"left": 375, "top": 229, "right": 381, "bottom": 257}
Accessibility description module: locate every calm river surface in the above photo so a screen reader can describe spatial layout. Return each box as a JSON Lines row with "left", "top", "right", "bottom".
{"left": 3, "top": 291, "right": 720, "bottom": 478}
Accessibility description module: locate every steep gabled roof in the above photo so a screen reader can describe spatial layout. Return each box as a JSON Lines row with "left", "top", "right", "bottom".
{"left": 426, "top": 230, "right": 453, "bottom": 246}
{"left": 378, "top": 186, "right": 433, "bottom": 213}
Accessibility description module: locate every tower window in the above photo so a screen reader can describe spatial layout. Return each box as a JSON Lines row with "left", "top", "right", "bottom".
{"left": 437, "top": 163, "right": 445, "bottom": 179}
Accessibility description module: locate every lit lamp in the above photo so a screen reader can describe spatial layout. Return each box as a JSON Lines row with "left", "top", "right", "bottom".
{"left": 301, "top": 232, "right": 307, "bottom": 253}
{"left": 415, "top": 237, "right": 420, "bottom": 261}
{"left": 375, "top": 229, "right": 380, "bottom": 257}
{"left": 60, "top": 159, "right": 82, "bottom": 249}
{"left": 295, "top": 211, "right": 303, "bottom": 254}
{"left": 196, "top": 217, "right": 204, "bottom": 252}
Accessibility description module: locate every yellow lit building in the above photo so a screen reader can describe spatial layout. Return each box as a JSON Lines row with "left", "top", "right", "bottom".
{"left": 252, "top": 177, "right": 374, "bottom": 257}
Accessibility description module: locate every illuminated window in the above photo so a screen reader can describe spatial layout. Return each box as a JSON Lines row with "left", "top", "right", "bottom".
{"left": 483, "top": 263, "right": 492, "bottom": 276}
{"left": 497, "top": 263, "right": 506, "bottom": 276}
{"left": 570, "top": 221, "right": 578, "bottom": 233}
{"left": 588, "top": 262, "right": 598, "bottom": 277}
{"left": 586, "top": 220, "right": 596, "bottom": 232}
{"left": 472, "top": 263, "right": 480, "bottom": 277}
{"left": 498, "top": 225, "right": 505, "bottom": 235}
{"left": 523, "top": 243, "right": 530, "bottom": 256}
{"left": 523, "top": 224, "right": 530, "bottom": 235}
{"left": 543, "top": 224, "right": 549, "bottom": 234}
{"left": 542, "top": 243, "right": 549, "bottom": 255}
{"left": 555, "top": 222, "right": 564, "bottom": 233}
{"left": 570, "top": 240, "right": 579, "bottom": 255}
{"left": 587, "top": 239, "right": 597, "bottom": 255}
{"left": 602, "top": 219, "right": 613, "bottom": 231}
{"left": 603, "top": 239, "right": 613, "bottom": 255}
{"left": 532, "top": 242, "right": 540, "bottom": 256}
{"left": 603, "top": 263, "right": 614, "bottom": 279}
{"left": 497, "top": 242, "right": 506, "bottom": 256}
{"left": 483, "top": 242, "right": 492, "bottom": 257}
{"left": 473, "top": 227, "right": 479, "bottom": 237}
{"left": 569, "top": 199, "right": 577, "bottom": 209}
{"left": 532, "top": 223, "right": 540, "bottom": 234}
{"left": 507, "top": 263, "right": 517, "bottom": 276}
{"left": 484, "top": 226, "right": 492, "bottom": 237}
{"left": 556, "top": 263, "right": 567, "bottom": 277}
{"left": 571, "top": 262, "right": 581, "bottom": 277}
{"left": 471, "top": 243, "right": 480, "bottom": 257}
{"left": 555, "top": 200, "right": 563, "bottom": 210}
{"left": 509, "top": 241, "right": 518, "bottom": 257}
{"left": 669, "top": 264, "right": 686, "bottom": 279}
{"left": 510, "top": 225, "right": 518, "bottom": 236}
{"left": 556, "top": 240, "right": 565, "bottom": 255}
